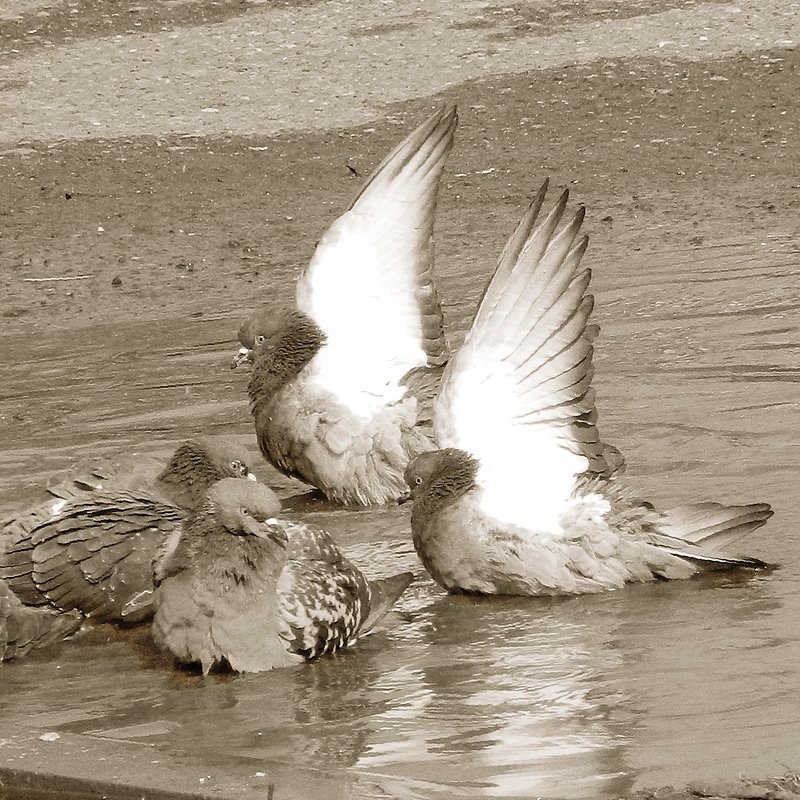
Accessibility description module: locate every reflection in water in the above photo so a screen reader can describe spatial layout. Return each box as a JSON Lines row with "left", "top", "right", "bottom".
{"left": 0, "top": 236, "right": 798, "bottom": 797}
{"left": 1, "top": 531, "right": 787, "bottom": 798}
{"left": 354, "top": 594, "right": 635, "bottom": 799}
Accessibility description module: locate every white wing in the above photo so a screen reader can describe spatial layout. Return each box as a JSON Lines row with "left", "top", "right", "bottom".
{"left": 436, "top": 182, "right": 614, "bottom": 535}
{"left": 296, "top": 107, "right": 456, "bottom": 418}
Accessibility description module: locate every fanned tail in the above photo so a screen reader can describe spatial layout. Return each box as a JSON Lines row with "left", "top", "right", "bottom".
{"left": 657, "top": 501, "right": 774, "bottom": 571}
{"left": 362, "top": 571, "right": 414, "bottom": 634}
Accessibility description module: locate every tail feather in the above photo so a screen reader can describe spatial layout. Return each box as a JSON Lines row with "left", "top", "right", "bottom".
{"left": 362, "top": 571, "right": 414, "bottom": 635}
{"left": 661, "top": 548, "right": 770, "bottom": 571}
{"left": 657, "top": 501, "right": 774, "bottom": 571}
{"left": 661, "top": 502, "right": 773, "bottom": 549}
{"left": 1, "top": 579, "right": 82, "bottom": 661}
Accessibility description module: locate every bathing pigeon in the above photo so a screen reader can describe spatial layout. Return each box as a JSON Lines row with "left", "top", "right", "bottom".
{"left": 404, "top": 183, "right": 773, "bottom": 596}
{"left": 1, "top": 577, "right": 81, "bottom": 662}
{"left": 234, "top": 106, "right": 456, "bottom": 505}
{"left": 0, "top": 437, "right": 257, "bottom": 623}
{"left": 152, "top": 478, "right": 413, "bottom": 673}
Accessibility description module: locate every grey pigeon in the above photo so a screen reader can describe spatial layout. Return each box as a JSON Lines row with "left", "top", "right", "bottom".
{"left": 404, "top": 184, "right": 773, "bottom": 596}
{"left": 0, "top": 437, "right": 257, "bottom": 622}
{"left": 233, "top": 107, "right": 456, "bottom": 505}
{"left": 153, "top": 478, "right": 413, "bottom": 673}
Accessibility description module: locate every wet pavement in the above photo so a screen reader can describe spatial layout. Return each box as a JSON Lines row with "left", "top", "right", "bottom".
{"left": 1, "top": 0, "right": 799, "bottom": 798}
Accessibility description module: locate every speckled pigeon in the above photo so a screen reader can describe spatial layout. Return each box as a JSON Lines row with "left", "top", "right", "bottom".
{"left": 233, "top": 106, "right": 457, "bottom": 505}
{"left": 0, "top": 437, "right": 257, "bottom": 623}
{"left": 152, "top": 478, "right": 413, "bottom": 673}
{"left": 404, "top": 184, "right": 774, "bottom": 596}
{"left": 1, "top": 577, "right": 81, "bottom": 662}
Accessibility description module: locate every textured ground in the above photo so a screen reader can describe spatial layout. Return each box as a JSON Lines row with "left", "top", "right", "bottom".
{"left": 0, "top": 0, "right": 797, "bottom": 798}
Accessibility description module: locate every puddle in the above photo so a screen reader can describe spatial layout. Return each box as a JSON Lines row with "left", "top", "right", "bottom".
{"left": 0, "top": 235, "right": 797, "bottom": 798}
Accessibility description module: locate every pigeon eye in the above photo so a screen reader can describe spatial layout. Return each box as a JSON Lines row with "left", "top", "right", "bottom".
{"left": 230, "top": 460, "right": 242, "bottom": 472}
{"left": 241, "top": 507, "right": 251, "bottom": 517}
{"left": 414, "top": 476, "right": 423, "bottom": 485}
{"left": 255, "top": 334, "right": 266, "bottom": 346}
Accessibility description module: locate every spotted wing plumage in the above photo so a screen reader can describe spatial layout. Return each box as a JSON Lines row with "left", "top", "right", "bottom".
{"left": 275, "top": 521, "right": 372, "bottom": 659}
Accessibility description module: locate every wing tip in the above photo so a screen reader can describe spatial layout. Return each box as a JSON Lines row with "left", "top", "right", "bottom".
{"left": 438, "top": 104, "right": 458, "bottom": 129}
{"left": 532, "top": 177, "right": 550, "bottom": 203}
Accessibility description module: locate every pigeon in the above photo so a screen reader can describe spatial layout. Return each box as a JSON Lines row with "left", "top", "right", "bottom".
{"left": 152, "top": 478, "right": 414, "bottom": 673}
{"left": 403, "top": 183, "right": 774, "bottom": 596}
{"left": 233, "top": 106, "right": 457, "bottom": 505}
{"left": 1, "top": 577, "right": 81, "bottom": 662}
{"left": 0, "top": 437, "right": 257, "bottom": 623}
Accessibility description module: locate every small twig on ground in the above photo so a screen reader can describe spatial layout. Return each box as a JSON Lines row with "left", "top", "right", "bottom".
{"left": 22, "top": 275, "right": 94, "bottom": 282}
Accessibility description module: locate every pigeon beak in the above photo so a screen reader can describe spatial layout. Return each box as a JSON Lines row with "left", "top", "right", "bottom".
{"left": 397, "top": 492, "right": 411, "bottom": 505}
{"left": 251, "top": 520, "right": 288, "bottom": 548}
{"left": 230, "top": 347, "right": 253, "bottom": 370}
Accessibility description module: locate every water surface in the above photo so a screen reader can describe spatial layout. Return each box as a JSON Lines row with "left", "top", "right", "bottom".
{"left": 0, "top": 234, "right": 797, "bottom": 798}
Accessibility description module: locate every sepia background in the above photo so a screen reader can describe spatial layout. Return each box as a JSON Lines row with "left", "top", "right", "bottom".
{"left": 0, "top": 0, "right": 798, "bottom": 797}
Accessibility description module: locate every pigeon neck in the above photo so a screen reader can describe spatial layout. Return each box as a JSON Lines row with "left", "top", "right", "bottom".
{"left": 157, "top": 444, "right": 226, "bottom": 509}
{"left": 184, "top": 509, "right": 284, "bottom": 583}
{"left": 248, "top": 312, "right": 325, "bottom": 407}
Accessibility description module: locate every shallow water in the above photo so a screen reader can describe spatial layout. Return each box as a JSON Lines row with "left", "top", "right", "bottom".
{"left": 0, "top": 233, "right": 798, "bottom": 798}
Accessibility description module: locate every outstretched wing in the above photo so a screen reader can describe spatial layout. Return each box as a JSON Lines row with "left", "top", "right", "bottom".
{"left": 435, "top": 182, "right": 617, "bottom": 534}
{"left": 296, "top": 107, "right": 456, "bottom": 417}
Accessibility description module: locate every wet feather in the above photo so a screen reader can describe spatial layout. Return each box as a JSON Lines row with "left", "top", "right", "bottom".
{"left": 0, "top": 438, "right": 255, "bottom": 622}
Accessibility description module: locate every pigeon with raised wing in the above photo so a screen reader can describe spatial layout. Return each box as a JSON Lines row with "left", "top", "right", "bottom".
{"left": 0, "top": 437, "right": 257, "bottom": 622}
{"left": 234, "top": 107, "right": 456, "bottom": 505}
{"left": 152, "top": 478, "right": 413, "bottom": 673}
{"left": 404, "top": 183, "right": 773, "bottom": 596}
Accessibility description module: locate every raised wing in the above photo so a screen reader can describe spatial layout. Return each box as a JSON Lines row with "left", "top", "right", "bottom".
{"left": 435, "top": 182, "right": 617, "bottom": 535}
{"left": 296, "top": 107, "right": 456, "bottom": 416}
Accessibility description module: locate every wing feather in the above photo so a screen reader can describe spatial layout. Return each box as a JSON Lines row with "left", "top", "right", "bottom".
{"left": 0, "top": 492, "right": 181, "bottom": 621}
{"left": 436, "top": 184, "right": 618, "bottom": 534}
{"left": 295, "top": 107, "right": 456, "bottom": 416}
{"left": 275, "top": 521, "right": 370, "bottom": 659}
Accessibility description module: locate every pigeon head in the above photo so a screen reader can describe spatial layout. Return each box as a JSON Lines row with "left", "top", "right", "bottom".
{"left": 158, "top": 437, "right": 256, "bottom": 509}
{"left": 232, "top": 307, "right": 325, "bottom": 370}
{"left": 196, "top": 436, "right": 256, "bottom": 481}
{"left": 404, "top": 448, "right": 479, "bottom": 513}
{"left": 201, "top": 478, "right": 285, "bottom": 544}
{"left": 245, "top": 308, "right": 326, "bottom": 404}
{"left": 236, "top": 306, "right": 285, "bottom": 349}
{"left": 231, "top": 306, "right": 274, "bottom": 369}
